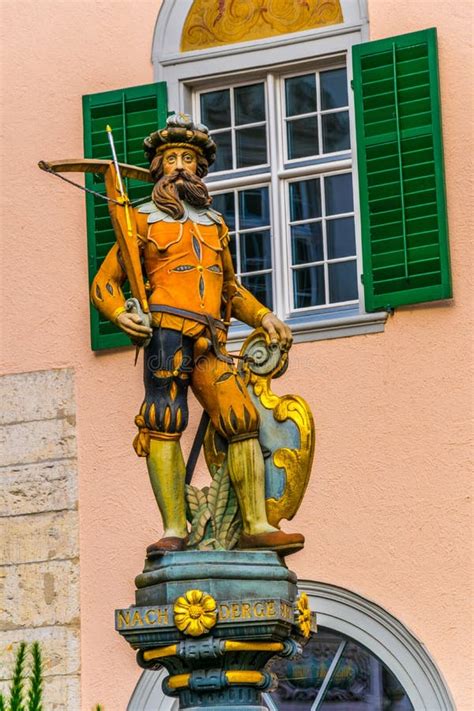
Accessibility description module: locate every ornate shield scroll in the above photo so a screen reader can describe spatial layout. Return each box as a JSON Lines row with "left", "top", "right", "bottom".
{"left": 204, "top": 329, "right": 315, "bottom": 527}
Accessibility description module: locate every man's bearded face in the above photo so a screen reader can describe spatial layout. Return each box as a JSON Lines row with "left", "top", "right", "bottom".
{"left": 162, "top": 147, "right": 198, "bottom": 176}
{"left": 150, "top": 146, "right": 211, "bottom": 219}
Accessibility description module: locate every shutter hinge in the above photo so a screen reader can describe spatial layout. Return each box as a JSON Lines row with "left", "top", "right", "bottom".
{"left": 360, "top": 273, "right": 364, "bottom": 284}
{"left": 385, "top": 305, "right": 395, "bottom": 315}
{"left": 350, "top": 79, "right": 354, "bottom": 91}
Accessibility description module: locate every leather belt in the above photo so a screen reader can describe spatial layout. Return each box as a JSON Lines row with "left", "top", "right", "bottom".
{"left": 149, "top": 304, "right": 226, "bottom": 331}
{"left": 149, "top": 304, "right": 233, "bottom": 364}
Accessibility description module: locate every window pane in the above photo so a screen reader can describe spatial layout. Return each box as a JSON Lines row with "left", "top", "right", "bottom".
{"left": 289, "top": 179, "right": 321, "bottom": 222}
{"left": 241, "top": 273, "right": 273, "bottom": 309}
{"left": 287, "top": 117, "right": 319, "bottom": 159}
{"left": 293, "top": 266, "right": 325, "bottom": 308}
{"left": 241, "top": 230, "right": 272, "bottom": 272}
{"left": 327, "top": 217, "right": 356, "bottom": 258}
{"left": 322, "top": 111, "right": 350, "bottom": 153}
{"left": 211, "top": 192, "right": 235, "bottom": 231}
{"left": 200, "top": 90, "right": 231, "bottom": 129}
{"left": 285, "top": 74, "right": 317, "bottom": 116}
{"left": 268, "top": 628, "right": 414, "bottom": 711}
{"left": 325, "top": 173, "right": 353, "bottom": 215}
{"left": 229, "top": 236, "right": 237, "bottom": 268}
{"left": 320, "top": 68, "right": 349, "bottom": 109}
{"left": 235, "top": 83, "right": 265, "bottom": 125}
{"left": 239, "top": 187, "right": 270, "bottom": 229}
{"left": 291, "top": 222, "right": 323, "bottom": 265}
{"left": 329, "top": 260, "right": 358, "bottom": 302}
{"left": 236, "top": 125, "right": 267, "bottom": 167}
{"left": 210, "top": 131, "right": 232, "bottom": 172}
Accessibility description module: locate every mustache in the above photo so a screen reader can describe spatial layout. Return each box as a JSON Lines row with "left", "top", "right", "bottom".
{"left": 165, "top": 168, "right": 200, "bottom": 183}
{"left": 151, "top": 168, "right": 211, "bottom": 220}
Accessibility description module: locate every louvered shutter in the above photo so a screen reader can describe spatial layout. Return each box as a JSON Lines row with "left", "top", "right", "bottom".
{"left": 352, "top": 28, "right": 451, "bottom": 312}
{"left": 82, "top": 82, "right": 168, "bottom": 350}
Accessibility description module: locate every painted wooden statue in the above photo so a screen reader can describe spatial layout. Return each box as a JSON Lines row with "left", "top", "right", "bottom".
{"left": 40, "top": 114, "right": 314, "bottom": 560}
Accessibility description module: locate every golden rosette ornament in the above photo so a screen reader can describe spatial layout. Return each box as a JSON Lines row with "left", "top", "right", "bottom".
{"left": 296, "top": 592, "right": 312, "bottom": 638}
{"left": 173, "top": 589, "right": 218, "bottom": 637}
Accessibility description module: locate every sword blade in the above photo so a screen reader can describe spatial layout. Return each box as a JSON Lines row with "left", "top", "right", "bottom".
{"left": 185, "top": 412, "right": 210, "bottom": 485}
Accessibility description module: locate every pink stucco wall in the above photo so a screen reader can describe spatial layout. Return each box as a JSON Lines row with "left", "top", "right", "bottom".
{"left": 1, "top": 1, "right": 472, "bottom": 709}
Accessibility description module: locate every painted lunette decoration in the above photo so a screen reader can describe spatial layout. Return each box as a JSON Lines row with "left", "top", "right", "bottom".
{"left": 180, "top": 0, "right": 343, "bottom": 51}
{"left": 39, "top": 112, "right": 316, "bottom": 709}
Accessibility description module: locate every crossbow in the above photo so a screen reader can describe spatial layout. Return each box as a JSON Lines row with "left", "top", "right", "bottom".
{"left": 38, "top": 155, "right": 153, "bottom": 326}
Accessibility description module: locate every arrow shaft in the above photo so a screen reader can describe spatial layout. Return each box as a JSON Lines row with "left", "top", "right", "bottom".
{"left": 106, "top": 127, "right": 126, "bottom": 198}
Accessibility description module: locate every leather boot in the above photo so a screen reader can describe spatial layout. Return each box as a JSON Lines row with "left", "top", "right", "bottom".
{"left": 228, "top": 437, "right": 305, "bottom": 556}
{"left": 228, "top": 437, "right": 276, "bottom": 536}
{"left": 146, "top": 439, "right": 188, "bottom": 555}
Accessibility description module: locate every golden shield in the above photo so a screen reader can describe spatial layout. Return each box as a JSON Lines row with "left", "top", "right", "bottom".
{"left": 204, "top": 329, "right": 315, "bottom": 527}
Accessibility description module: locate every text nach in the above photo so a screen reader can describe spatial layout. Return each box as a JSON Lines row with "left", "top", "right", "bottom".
{"left": 116, "top": 598, "right": 294, "bottom": 631}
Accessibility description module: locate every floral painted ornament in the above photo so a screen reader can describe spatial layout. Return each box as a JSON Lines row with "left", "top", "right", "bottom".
{"left": 296, "top": 592, "right": 312, "bottom": 638}
{"left": 173, "top": 589, "right": 218, "bottom": 636}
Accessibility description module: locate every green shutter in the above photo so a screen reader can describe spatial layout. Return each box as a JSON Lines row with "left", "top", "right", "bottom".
{"left": 82, "top": 82, "right": 168, "bottom": 350}
{"left": 352, "top": 28, "right": 451, "bottom": 312}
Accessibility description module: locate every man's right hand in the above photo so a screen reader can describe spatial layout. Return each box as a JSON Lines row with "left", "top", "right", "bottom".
{"left": 116, "top": 312, "right": 153, "bottom": 341}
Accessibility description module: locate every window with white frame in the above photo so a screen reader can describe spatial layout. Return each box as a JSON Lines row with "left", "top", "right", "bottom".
{"left": 152, "top": 0, "right": 389, "bottom": 342}
{"left": 194, "top": 59, "right": 358, "bottom": 327}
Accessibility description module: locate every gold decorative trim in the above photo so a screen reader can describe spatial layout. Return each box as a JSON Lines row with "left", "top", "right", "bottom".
{"left": 226, "top": 670, "right": 265, "bottom": 684}
{"left": 112, "top": 306, "right": 126, "bottom": 324}
{"left": 255, "top": 306, "right": 272, "bottom": 327}
{"left": 181, "top": 0, "right": 344, "bottom": 52}
{"left": 296, "top": 591, "right": 312, "bottom": 638}
{"left": 243, "top": 330, "right": 315, "bottom": 527}
{"left": 156, "top": 142, "right": 204, "bottom": 157}
{"left": 143, "top": 644, "right": 178, "bottom": 661}
{"left": 224, "top": 641, "right": 284, "bottom": 652}
{"left": 173, "top": 589, "right": 218, "bottom": 636}
{"left": 143, "top": 640, "right": 283, "bottom": 661}
{"left": 168, "top": 673, "right": 191, "bottom": 690}
{"left": 167, "top": 670, "right": 265, "bottom": 690}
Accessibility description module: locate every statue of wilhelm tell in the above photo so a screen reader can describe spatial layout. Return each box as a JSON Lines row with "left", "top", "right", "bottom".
{"left": 41, "top": 113, "right": 309, "bottom": 559}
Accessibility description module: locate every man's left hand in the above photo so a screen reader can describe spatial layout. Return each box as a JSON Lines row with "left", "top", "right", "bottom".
{"left": 261, "top": 313, "right": 293, "bottom": 351}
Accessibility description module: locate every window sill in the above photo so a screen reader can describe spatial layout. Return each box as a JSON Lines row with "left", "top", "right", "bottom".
{"left": 227, "top": 309, "right": 388, "bottom": 351}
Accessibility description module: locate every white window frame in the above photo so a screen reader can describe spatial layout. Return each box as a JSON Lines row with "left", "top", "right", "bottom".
{"left": 152, "top": 0, "right": 387, "bottom": 347}
{"left": 210, "top": 181, "right": 274, "bottom": 303}
{"left": 199, "top": 79, "right": 270, "bottom": 175}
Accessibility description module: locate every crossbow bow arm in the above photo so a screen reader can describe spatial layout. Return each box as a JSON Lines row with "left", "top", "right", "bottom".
{"left": 39, "top": 157, "right": 151, "bottom": 320}
{"left": 38, "top": 158, "right": 152, "bottom": 183}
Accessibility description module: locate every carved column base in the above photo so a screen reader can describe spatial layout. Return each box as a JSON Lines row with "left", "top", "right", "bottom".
{"left": 116, "top": 551, "right": 315, "bottom": 710}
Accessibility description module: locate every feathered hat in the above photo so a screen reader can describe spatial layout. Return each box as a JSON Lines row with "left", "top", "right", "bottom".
{"left": 143, "top": 113, "right": 216, "bottom": 167}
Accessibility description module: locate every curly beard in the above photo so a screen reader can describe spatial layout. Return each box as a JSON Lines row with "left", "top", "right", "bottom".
{"left": 151, "top": 168, "right": 211, "bottom": 220}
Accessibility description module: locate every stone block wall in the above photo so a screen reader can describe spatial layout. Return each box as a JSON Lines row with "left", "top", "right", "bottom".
{"left": 0, "top": 369, "right": 80, "bottom": 709}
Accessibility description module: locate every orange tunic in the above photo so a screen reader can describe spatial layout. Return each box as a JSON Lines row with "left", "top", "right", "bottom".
{"left": 91, "top": 206, "right": 271, "bottom": 335}
{"left": 146, "top": 220, "right": 224, "bottom": 317}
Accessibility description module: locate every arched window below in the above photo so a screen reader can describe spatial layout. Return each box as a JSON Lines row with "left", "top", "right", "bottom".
{"left": 265, "top": 626, "right": 414, "bottom": 710}
{"left": 127, "top": 581, "right": 453, "bottom": 711}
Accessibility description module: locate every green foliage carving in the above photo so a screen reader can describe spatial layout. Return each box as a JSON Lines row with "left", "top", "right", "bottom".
{"left": 185, "top": 458, "right": 242, "bottom": 550}
{"left": 26, "top": 643, "right": 42, "bottom": 711}
{"left": 0, "top": 642, "right": 42, "bottom": 711}
{"left": 9, "top": 642, "right": 26, "bottom": 711}
{"left": 0, "top": 643, "right": 105, "bottom": 711}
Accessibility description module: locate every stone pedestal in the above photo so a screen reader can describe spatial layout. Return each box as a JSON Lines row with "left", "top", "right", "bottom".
{"left": 116, "top": 551, "right": 314, "bottom": 710}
